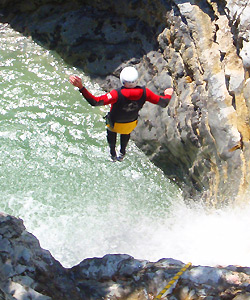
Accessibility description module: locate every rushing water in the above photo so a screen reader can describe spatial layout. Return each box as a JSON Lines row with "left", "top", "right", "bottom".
{"left": 1, "top": 24, "right": 250, "bottom": 268}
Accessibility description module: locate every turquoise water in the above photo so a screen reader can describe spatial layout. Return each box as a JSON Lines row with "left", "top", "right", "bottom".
{"left": 1, "top": 24, "right": 250, "bottom": 268}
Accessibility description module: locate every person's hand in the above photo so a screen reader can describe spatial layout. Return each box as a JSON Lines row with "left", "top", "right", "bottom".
{"left": 69, "top": 75, "right": 84, "bottom": 89}
{"left": 164, "top": 87, "right": 174, "bottom": 97}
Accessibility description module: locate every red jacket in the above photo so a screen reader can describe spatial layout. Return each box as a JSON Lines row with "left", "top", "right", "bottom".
{"left": 79, "top": 86, "right": 171, "bottom": 109}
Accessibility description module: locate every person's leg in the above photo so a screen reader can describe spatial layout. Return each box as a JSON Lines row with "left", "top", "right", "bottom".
{"left": 107, "top": 129, "right": 117, "bottom": 159}
{"left": 118, "top": 133, "right": 130, "bottom": 160}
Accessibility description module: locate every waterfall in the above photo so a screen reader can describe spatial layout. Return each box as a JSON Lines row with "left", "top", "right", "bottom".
{"left": 1, "top": 24, "right": 250, "bottom": 268}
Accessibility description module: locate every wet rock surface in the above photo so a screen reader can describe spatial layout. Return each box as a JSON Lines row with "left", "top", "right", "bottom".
{"left": 1, "top": 0, "right": 250, "bottom": 203}
{"left": 1, "top": 213, "right": 250, "bottom": 300}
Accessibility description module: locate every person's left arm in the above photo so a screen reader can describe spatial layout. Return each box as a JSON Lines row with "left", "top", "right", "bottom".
{"left": 69, "top": 75, "right": 117, "bottom": 106}
{"left": 79, "top": 87, "right": 118, "bottom": 106}
{"left": 146, "top": 88, "right": 173, "bottom": 107}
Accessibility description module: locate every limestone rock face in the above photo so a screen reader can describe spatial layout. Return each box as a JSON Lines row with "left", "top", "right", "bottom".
{"left": 132, "top": 0, "right": 250, "bottom": 205}
{"left": 1, "top": 0, "right": 250, "bottom": 204}
{"left": 2, "top": 213, "right": 250, "bottom": 300}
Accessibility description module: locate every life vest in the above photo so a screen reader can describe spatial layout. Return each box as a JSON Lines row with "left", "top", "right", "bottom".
{"left": 107, "top": 86, "right": 146, "bottom": 134}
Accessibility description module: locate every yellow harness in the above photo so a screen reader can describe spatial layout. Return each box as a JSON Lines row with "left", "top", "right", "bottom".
{"left": 107, "top": 120, "right": 138, "bottom": 134}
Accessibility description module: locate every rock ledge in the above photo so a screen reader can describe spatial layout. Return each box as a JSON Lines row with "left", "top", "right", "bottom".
{"left": 1, "top": 213, "right": 250, "bottom": 300}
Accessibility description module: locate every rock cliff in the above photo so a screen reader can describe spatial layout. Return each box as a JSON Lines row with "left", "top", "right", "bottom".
{"left": 1, "top": 0, "right": 250, "bottom": 204}
{"left": 2, "top": 213, "right": 250, "bottom": 300}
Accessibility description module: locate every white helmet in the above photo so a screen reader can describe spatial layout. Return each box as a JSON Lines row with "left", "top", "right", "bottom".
{"left": 120, "top": 66, "right": 138, "bottom": 88}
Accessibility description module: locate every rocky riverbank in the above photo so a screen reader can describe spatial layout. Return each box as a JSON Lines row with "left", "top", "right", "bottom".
{"left": 1, "top": 213, "right": 250, "bottom": 300}
{"left": 0, "top": 1, "right": 250, "bottom": 203}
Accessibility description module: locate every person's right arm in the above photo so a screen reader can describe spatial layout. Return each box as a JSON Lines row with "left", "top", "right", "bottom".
{"left": 146, "top": 87, "right": 174, "bottom": 107}
{"left": 69, "top": 75, "right": 118, "bottom": 106}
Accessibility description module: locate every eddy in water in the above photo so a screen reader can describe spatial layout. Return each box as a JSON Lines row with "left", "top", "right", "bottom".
{"left": 69, "top": 66, "right": 173, "bottom": 161}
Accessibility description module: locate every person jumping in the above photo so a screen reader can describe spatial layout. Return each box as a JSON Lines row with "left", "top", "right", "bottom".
{"left": 69, "top": 66, "right": 173, "bottom": 161}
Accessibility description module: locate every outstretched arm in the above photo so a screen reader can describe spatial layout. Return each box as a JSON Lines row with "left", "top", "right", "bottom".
{"left": 69, "top": 75, "right": 118, "bottom": 106}
{"left": 146, "top": 87, "right": 174, "bottom": 108}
